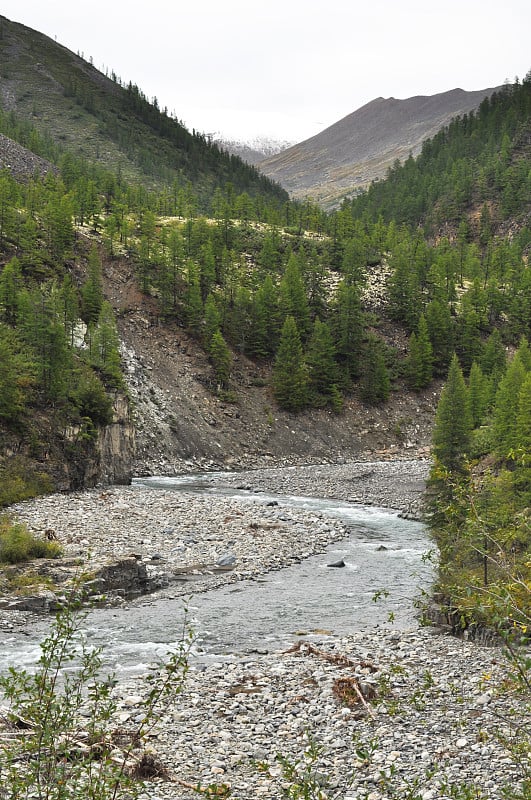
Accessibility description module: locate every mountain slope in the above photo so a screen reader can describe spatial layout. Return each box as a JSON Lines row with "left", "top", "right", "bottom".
{"left": 259, "top": 87, "right": 499, "bottom": 207}
{"left": 346, "top": 76, "right": 531, "bottom": 234}
{"left": 0, "top": 15, "right": 287, "bottom": 208}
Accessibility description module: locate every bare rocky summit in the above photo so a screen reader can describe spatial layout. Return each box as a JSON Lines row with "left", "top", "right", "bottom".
{"left": 259, "top": 87, "right": 499, "bottom": 207}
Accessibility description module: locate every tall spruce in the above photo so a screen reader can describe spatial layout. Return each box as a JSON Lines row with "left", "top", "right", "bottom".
{"left": 406, "top": 314, "right": 433, "bottom": 390}
{"left": 306, "top": 318, "right": 340, "bottom": 405}
{"left": 360, "top": 335, "right": 390, "bottom": 405}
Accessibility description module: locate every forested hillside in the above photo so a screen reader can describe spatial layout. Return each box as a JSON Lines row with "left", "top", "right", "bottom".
{"left": 343, "top": 74, "right": 531, "bottom": 632}
{"left": 0, "top": 15, "right": 287, "bottom": 209}
{"left": 348, "top": 77, "right": 531, "bottom": 232}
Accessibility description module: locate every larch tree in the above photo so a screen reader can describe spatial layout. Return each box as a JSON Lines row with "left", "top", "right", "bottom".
{"left": 432, "top": 354, "right": 472, "bottom": 473}
{"left": 272, "top": 316, "right": 309, "bottom": 411}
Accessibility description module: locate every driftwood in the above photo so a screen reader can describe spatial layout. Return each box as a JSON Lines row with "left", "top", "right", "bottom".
{"left": 284, "top": 640, "right": 377, "bottom": 672}
{"left": 284, "top": 641, "right": 378, "bottom": 717}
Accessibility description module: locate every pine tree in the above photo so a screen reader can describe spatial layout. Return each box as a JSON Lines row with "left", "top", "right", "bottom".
{"left": 272, "top": 316, "right": 309, "bottom": 411}
{"left": 432, "top": 354, "right": 472, "bottom": 472}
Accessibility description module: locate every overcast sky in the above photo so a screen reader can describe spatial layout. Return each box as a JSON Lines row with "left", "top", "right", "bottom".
{"left": 2, "top": 1, "right": 530, "bottom": 143}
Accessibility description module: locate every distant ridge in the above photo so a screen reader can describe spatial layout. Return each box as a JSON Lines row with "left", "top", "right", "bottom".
{"left": 258, "top": 87, "right": 500, "bottom": 207}
{"left": 215, "top": 136, "right": 295, "bottom": 166}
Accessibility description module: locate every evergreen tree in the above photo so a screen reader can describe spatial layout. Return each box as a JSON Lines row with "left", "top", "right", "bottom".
{"left": 0, "top": 257, "right": 22, "bottom": 325}
{"left": 279, "top": 253, "right": 310, "bottom": 339}
{"left": 406, "top": 315, "right": 433, "bottom": 390}
{"left": 481, "top": 329, "right": 507, "bottom": 378}
{"left": 203, "top": 294, "right": 221, "bottom": 351}
{"left": 331, "top": 280, "right": 363, "bottom": 380}
{"left": 89, "top": 301, "right": 123, "bottom": 388}
{"left": 19, "top": 289, "right": 72, "bottom": 402}
{"left": 468, "top": 361, "right": 490, "bottom": 427}
{"left": 492, "top": 350, "right": 527, "bottom": 457}
{"left": 81, "top": 246, "right": 104, "bottom": 325}
{"left": 272, "top": 316, "right": 309, "bottom": 411}
{"left": 184, "top": 260, "right": 203, "bottom": 335}
{"left": 0, "top": 323, "right": 33, "bottom": 422}
{"left": 305, "top": 318, "right": 340, "bottom": 405}
{"left": 514, "top": 372, "right": 531, "bottom": 502}
{"left": 425, "top": 297, "right": 454, "bottom": 376}
{"left": 248, "top": 275, "right": 279, "bottom": 359}
{"left": 199, "top": 241, "right": 216, "bottom": 301}
{"left": 209, "top": 330, "right": 232, "bottom": 390}
{"left": 56, "top": 275, "right": 80, "bottom": 348}
{"left": 360, "top": 335, "right": 390, "bottom": 405}
{"left": 432, "top": 354, "right": 472, "bottom": 472}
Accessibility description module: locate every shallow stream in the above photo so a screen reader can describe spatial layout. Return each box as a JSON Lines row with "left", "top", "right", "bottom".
{"left": 0, "top": 475, "right": 434, "bottom": 678}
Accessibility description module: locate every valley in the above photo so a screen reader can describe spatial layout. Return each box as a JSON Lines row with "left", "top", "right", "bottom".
{"left": 0, "top": 12, "right": 529, "bottom": 800}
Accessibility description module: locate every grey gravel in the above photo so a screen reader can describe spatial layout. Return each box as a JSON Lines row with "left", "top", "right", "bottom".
{"left": 3, "top": 461, "right": 526, "bottom": 798}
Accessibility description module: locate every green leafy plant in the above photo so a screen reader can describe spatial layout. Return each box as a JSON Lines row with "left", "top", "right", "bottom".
{"left": 0, "top": 595, "right": 193, "bottom": 800}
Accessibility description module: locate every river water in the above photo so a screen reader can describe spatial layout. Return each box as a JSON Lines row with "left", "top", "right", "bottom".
{"left": 0, "top": 477, "right": 434, "bottom": 679}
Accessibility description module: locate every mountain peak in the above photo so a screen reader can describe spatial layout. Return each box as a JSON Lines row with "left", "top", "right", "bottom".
{"left": 258, "top": 86, "right": 500, "bottom": 207}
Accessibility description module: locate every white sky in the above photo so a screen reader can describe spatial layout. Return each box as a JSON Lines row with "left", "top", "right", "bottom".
{"left": 2, "top": 1, "right": 530, "bottom": 143}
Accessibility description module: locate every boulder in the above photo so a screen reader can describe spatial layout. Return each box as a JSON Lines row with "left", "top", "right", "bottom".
{"left": 327, "top": 558, "right": 346, "bottom": 568}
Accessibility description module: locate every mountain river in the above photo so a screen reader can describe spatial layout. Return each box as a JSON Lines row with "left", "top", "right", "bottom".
{"left": 0, "top": 475, "right": 434, "bottom": 679}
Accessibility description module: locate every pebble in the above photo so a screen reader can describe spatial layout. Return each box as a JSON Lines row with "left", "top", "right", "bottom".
{"left": 2, "top": 461, "right": 526, "bottom": 798}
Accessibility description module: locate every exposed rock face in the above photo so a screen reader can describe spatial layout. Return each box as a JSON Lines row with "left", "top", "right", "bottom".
{"left": 258, "top": 87, "right": 499, "bottom": 207}
{"left": 97, "top": 392, "right": 136, "bottom": 485}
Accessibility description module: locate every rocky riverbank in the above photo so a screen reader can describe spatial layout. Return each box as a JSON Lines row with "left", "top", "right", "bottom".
{"left": 2, "top": 460, "right": 525, "bottom": 798}
{"left": 123, "top": 626, "right": 521, "bottom": 800}
{"left": 1, "top": 460, "right": 430, "bottom": 617}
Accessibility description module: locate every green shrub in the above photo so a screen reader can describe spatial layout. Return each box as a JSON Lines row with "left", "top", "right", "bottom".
{"left": 0, "top": 516, "right": 63, "bottom": 563}
{"left": 0, "top": 596, "right": 193, "bottom": 800}
{"left": 0, "top": 459, "right": 54, "bottom": 508}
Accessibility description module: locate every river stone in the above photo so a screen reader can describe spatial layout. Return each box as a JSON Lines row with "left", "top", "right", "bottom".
{"left": 216, "top": 553, "right": 237, "bottom": 567}
{"left": 327, "top": 558, "right": 346, "bottom": 568}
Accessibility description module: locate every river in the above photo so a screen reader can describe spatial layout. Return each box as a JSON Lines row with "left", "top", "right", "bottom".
{"left": 0, "top": 476, "right": 433, "bottom": 679}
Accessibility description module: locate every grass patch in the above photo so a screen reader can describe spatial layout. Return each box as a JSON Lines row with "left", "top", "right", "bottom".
{"left": 0, "top": 516, "right": 63, "bottom": 564}
{"left": 4, "top": 569, "right": 57, "bottom": 595}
